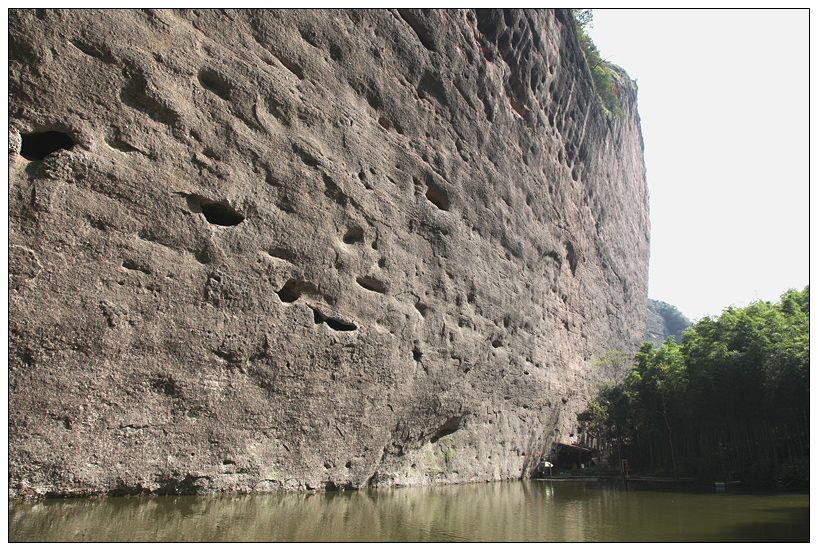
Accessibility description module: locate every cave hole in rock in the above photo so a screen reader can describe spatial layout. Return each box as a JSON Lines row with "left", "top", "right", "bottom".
{"left": 278, "top": 55, "right": 305, "bottom": 80}
{"left": 277, "top": 279, "right": 303, "bottom": 303}
{"left": 322, "top": 173, "right": 347, "bottom": 206}
{"left": 296, "top": 148, "right": 319, "bottom": 167}
{"left": 342, "top": 226, "right": 364, "bottom": 244}
{"left": 268, "top": 247, "right": 295, "bottom": 261}
{"left": 197, "top": 68, "right": 232, "bottom": 100}
{"left": 187, "top": 194, "right": 244, "bottom": 226}
{"left": 356, "top": 275, "right": 387, "bottom": 294}
{"left": 425, "top": 180, "right": 450, "bottom": 211}
{"left": 20, "top": 130, "right": 75, "bottom": 161}
{"left": 325, "top": 317, "right": 356, "bottom": 332}
{"left": 565, "top": 241, "right": 578, "bottom": 275}
{"left": 430, "top": 416, "right": 461, "bottom": 443}
{"left": 122, "top": 259, "right": 152, "bottom": 275}
{"left": 310, "top": 306, "right": 357, "bottom": 332}
{"left": 200, "top": 202, "right": 244, "bottom": 226}
{"left": 329, "top": 43, "right": 344, "bottom": 61}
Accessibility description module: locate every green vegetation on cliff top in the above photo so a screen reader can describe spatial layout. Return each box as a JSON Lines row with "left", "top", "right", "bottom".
{"left": 648, "top": 298, "right": 693, "bottom": 342}
{"left": 572, "top": 9, "right": 627, "bottom": 119}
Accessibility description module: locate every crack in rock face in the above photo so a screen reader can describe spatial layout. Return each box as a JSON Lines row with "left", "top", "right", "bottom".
{"left": 7, "top": 8, "right": 649, "bottom": 498}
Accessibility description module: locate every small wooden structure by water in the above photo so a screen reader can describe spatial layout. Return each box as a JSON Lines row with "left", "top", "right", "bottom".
{"left": 532, "top": 443, "right": 596, "bottom": 478}
{"left": 554, "top": 443, "right": 595, "bottom": 471}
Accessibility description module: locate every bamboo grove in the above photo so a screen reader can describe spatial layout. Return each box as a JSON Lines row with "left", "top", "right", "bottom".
{"left": 578, "top": 287, "right": 809, "bottom": 489}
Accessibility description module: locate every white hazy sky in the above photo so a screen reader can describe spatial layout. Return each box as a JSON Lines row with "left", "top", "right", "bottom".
{"left": 586, "top": 8, "right": 809, "bottom": 321}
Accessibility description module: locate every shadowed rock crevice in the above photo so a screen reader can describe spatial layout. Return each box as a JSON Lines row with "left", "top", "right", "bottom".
{"left": 342, "top": 226, "right": 365, "bottom": 244}
{"left": 423, "top": 176, "right": 450, "bottom": 211}
{"left": 430, "top": 416, "right": 462, "bottom": 443}
{"left": 197, "top": 68, "right": 233, "bottom": 100}
{"left": 185, "top": 194, "right": 245, "bottom": 226}
{"left": 20, "top": 130, "right": 75, "bottom": 161}
{"left": 310, "top": 306, "right": 357, "bottom": 332}
{"left": 356, "top": 275, "right": 388, "bottom": 294}
{"left": 200, "top": 202, "right": 244, "bottom": 226}
{"left": 276, "top": 279, "right": 304, "bottom": 303}
{"left": 565, "top": 240, "right": 578, "bottom": 276}
{"left": 397, "top": 9, "right": 438, "bottom": 52}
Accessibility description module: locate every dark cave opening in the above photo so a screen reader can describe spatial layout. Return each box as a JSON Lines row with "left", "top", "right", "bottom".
{"left": 430, "top": 416, "right": 462, "bottom": 443}
{"left": 20, "top": 130, "right": 75, "bottom": 161}
{"left": 200, "top": 201, "right": 245, "bottom": 226}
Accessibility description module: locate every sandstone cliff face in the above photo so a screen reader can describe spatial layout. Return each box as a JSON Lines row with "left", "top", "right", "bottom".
{"left": 645, "top": 311, "right": 670, "bottom": 347}
{"left": 8, "top": 8, "right": 650, "bottom": 497}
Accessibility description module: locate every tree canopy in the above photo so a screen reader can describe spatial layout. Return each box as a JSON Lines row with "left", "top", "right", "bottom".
{"left": 578, "top": 287, "right": 809, "bottom": 489}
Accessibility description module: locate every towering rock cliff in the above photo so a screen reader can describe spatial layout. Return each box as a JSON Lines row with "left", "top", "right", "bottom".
{"left": 8, "top": 8, "right": 650, "bottom": 497}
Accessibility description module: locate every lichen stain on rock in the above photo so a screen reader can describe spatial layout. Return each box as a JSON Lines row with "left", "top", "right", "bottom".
{"left": 7, "top": 8, "right": 649, "bottom": 498}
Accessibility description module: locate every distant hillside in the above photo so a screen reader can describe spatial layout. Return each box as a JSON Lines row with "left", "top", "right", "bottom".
{"left": 645, "top": 299, "right": 692, "bottom": 345}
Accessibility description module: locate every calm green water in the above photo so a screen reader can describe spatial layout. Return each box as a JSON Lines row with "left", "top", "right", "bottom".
{"left": 9, "top": 480, "right": 809, "bottom": 542}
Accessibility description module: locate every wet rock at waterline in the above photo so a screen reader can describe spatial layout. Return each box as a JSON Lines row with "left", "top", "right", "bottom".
{"left": 8, "top": 8, "right": 649, "bottom": 498}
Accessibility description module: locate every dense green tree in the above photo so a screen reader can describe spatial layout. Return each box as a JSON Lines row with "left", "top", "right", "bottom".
{"left": 572, "top": 8, "right": 593, "bottom": 30}
{"left": 577, "top": 287, "right": 809, "bottom": 488}
{"left": 594, "top": 349, "right": 630, "bottom": 385}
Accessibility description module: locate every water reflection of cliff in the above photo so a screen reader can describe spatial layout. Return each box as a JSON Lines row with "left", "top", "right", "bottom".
{"left": 9, "top": 481, "right": 808, "bottom": 542}
{"left": 9, "top": 481, "right": 603, "bottom": 541}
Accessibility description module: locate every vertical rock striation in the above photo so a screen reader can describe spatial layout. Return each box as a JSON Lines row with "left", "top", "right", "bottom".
{"left": 8, "top": 8, "right": 650, "bottom": 497}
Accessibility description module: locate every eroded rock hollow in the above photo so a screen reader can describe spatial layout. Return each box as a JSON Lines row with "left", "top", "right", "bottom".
{"left": 8, "top": 8, "right": 650, "bottom": 497}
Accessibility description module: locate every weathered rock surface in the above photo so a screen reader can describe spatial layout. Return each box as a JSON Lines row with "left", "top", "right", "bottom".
{"left": 645, "top": 299, "right": 691, "bottom": 346}
{"left": 645, "top": 310, "right": 670, "bottom": 347}
{"left": 8, "top": 8, "right": 650, "bottom": 497}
